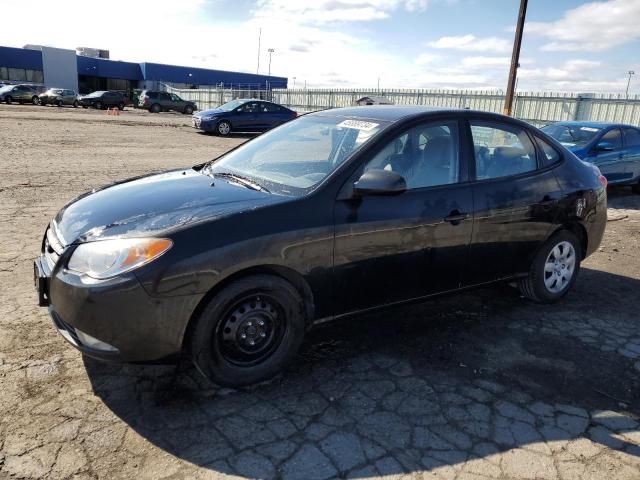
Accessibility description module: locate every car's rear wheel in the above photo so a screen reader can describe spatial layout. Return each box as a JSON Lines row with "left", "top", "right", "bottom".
{"left": 217, "top": 120, "right": 231, "bottom": 136}
{"left": 72, "top": 100, "right": 79, "bottom": 108}
{"left": 117, "top": 102, "right": 125, "bottom": 111}
{"left": 32, "top": 96, "right": 39, "bottom": 105}
{"left": 190, "top": 275, "right": 306, "bottom": 387}
{"left": 4, "top": 96, "right": 11, "bottom": 104}
{"left": 519, "top": 230, "right": 581, "bottom": 303}
{"left": 94, "top": 101, "right": 103, "bottom": 110}
{"left": 184, "top": 105, "right": 194, "bottom": 115}
{"left": 150, "top": 103, "right": 161, "bottom": 113}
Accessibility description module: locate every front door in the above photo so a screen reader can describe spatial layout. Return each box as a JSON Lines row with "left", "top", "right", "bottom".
{"left": 333, "top": 119, "right": 473, "bottom": 315}
{"left": 623, "top": 127, "right": 640, "bottom": 181}
{"left": 464, "top": 120, "right": 562, "bottom": 284}
{"left": 588, "top": 128, "right": 628, "bottom": 183}
{"left": 234, "top": 102, "right": 260, "bottom": 130}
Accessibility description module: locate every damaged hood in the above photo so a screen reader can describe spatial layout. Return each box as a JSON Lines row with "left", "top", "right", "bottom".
{"left": 54, "top": 168, "right": 283, "bottom": 245}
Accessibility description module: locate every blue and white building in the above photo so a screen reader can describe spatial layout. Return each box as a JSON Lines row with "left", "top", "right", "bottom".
{"left": 0, "top": 45, "right": 288, "bottom": 94}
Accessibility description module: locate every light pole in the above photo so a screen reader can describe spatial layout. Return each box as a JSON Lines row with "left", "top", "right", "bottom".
{"left": 626, "top": 70, "right": 635, "bottom": 97}
{"left": 268, "top": 48, "right": 275, "bottom": 76}
{"left": 292, "top": 77, "right": 296, "bottom": 88}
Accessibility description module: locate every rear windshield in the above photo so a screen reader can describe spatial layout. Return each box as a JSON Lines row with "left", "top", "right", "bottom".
{"left": 85, "top": 91, "right": 106, "bottom": 98}
{"left": 541, "top": 124, "right": 602, "bottom": 148}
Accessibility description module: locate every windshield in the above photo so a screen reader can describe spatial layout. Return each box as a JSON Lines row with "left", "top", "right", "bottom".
{"left": 85, "top": 91, "right": 106, "bottom": 98}
{"left": 47, "top": 89, "right": 63, "bottom": 94}
{"left": 217, "top": 99, "right": 247, "bottom": 111}
{"left": 202, "top": 115, "right": 386, "bottom": 195}
{"left": 541, "top": 124, "right": 602, "bottom": 148}
{"left": 0, "top": 85, "right": 14, "bottom": 93}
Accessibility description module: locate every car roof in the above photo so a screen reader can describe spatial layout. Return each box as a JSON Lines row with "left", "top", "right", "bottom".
{"left": 550, "top": 120, "right": 638, "bottom": 129}
{"left": 308, "top": 105, "right": 515, "bottom": 124}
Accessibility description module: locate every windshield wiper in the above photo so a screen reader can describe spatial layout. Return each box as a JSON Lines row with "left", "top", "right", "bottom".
{"left": 213, "top": 172, "right": 270, "bottom": 193}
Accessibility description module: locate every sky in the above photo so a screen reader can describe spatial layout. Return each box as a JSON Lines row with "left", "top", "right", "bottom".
{"left": 1, "top": 0, "right": 639, "bottom": 92}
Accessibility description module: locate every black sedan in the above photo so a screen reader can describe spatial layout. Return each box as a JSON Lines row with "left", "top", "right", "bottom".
{"left": 35, "top": 106, "right": 607, "bottom": 386}
{"left": 78, "top": 90, "right": 127, "bottom": 110}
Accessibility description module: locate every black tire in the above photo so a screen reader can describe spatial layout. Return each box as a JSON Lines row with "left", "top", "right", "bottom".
{"left": 632, "top": 183, "right": 640, "bottom": 194}
{"left": 184, "top": 105, "right": 194, "bottom": 115}
{"left": 190, "top": 274, "right": 306, "bottom": 387}
{"left": 519, "top": 230, "right": 581, "bottom": 303}
{"left": 4, "top": 96, "right": 11, "bottom": 104}
{"left": 32, "top": 96, "right": 39, "bottom": 105}
{"left": 216, "top": 120, "right": 232, "bottom": 136}
{"left": 56, "top": 99, "right": 63, "bottom": 107}
{"left": 72, "top": 100, "right": 79, "bottom": 108}
{"left": 117, "top": 102, "right": 125, "bottom": 111}
{"left": 82, "top": 105, "right": 88, "bottom": 109}
{"left": 94, "top": 101, "right": 103, "bottom": 110}
{"left": 150, "top": 103, "right": 161, "bottom": 113}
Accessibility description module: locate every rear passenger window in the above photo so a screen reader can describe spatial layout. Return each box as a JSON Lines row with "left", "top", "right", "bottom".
{"left": 600, "top": 129, "right": 622, "bottom": 150}
{"left": 536, "top": 137, "right": 561, "bottom": 165}
{"left": 470, "top": 122, "right": 537, "bottom": 180}
{"left": 623, "top": 128, "right": 640, "bottom": 148}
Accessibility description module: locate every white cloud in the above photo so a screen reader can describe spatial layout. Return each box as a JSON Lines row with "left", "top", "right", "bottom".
{"left": 254, "top": 0, "right": 430, "bottom": 24}
{"left": 415, "top": 53, "right": 440, "bottom": 65}
{"left": 427, "top": 34, "right": 511, "bottom": 53}
{"left": 461, "top": 56, "right": 510, "bottom": 68}
{"left": 526, "top": 0, "right": 640, "bottom": 52}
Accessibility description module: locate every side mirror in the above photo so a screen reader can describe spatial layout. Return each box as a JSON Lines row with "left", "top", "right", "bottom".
{"left": 595, "top": 141, "right": 615, "bottom": 152}
{"left": 353, "top": 169, "right": 406, "bottom": 196}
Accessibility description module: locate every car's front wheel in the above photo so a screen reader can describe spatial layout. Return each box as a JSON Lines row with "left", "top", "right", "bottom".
{"left": 519, "top": 230, "right": 581, "bottom": 303}
{"left": 32, "top": 96, "right": 39, "bottom": 105}
{"left": 94, "top": 101, "right": 103, "bottom": 110}
{"left": 117, "top": 102, "right": 125, "bottom": 111}
{"left": 184, "top": 105, "right": 194, "bottom": 115}
{"left": 150, "top": 103, "right": 161, "bottom": 113}
{"left": 72, "top": 100, "right": 79, "bottom": 108}
{"left": 216, "top": 120, "right": 231, "bottom": 136}
{"left": 56, "top": 99, "right": 63, "bottom": 107}
{"left": 190, "top": 275, "right": 306, "bottom": 387}
{"left": 4, "top": 96, "right": 11, "bottom": 104}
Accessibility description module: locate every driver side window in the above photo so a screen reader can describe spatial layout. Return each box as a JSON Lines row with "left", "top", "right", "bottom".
{"left": 364, "top": 121, "right": 459, "bottom": 189}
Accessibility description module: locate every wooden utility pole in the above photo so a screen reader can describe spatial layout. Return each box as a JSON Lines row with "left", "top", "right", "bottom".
{"left": 503, "top": 0, "right": 528, "bottom": 116}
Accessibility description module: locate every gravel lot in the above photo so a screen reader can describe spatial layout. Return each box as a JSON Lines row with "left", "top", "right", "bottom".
{"left": 1, "top": 103, "right": 639, "bottom": 480}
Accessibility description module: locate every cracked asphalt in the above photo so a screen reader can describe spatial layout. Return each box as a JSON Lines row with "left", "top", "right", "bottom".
{"left": 1, "top": 104, "right": 639, "bottom": 480}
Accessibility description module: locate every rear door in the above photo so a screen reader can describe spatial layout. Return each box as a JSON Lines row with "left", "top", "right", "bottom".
{"left": 622, "top": 127, "right": 640, "bottom": 182}
{"left": 333, "top": 118, "right": 474, "bottom": 314}
{"left": 158, "top": 92, "right": 172, "bottom": 111}
{"left": 465, "top": 119, "right": 563, "bottom": 284}
{"left": 591, "top": 128, "right": 627, "bottom": 183}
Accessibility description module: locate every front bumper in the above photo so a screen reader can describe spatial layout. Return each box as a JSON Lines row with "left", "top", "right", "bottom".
{"left": 192, "top": 117, "right": 215, "bottom": 131}
{"left": 35, "top": 249, "right": 202, "bottom": 363}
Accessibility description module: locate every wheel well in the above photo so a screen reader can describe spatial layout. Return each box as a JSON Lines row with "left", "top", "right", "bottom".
{"left": 557, "top": 222, "right": 588, "bottom": 259}
{"left": 180, "top": 265, "right": 315, "bottom": 352}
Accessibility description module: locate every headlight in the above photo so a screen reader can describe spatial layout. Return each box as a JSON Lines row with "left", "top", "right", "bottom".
{"left": 67, "top": 238, "right": 172, "bottom": 279}
{"left": 201, "top": 115, "right": 215, "bottom": 121}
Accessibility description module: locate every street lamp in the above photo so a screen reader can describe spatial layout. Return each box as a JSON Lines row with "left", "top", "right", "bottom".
{"left": 626, "top": 70, "right": 635, "bottom": 97}
{"left": 267, "top": 48, "right": 275, "bottom": 76}
{"left": 292, "top": 76, "right": 296, "bottom": 88}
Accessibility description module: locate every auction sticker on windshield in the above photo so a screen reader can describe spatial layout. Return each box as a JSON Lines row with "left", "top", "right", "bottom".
{"left": 580, "top": 127, "right": 599, "bottom": 132}
{"left": 337, "top": 120, "right": 379, "bottom": 131}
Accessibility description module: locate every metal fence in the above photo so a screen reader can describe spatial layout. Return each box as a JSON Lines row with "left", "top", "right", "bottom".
{"left": 163, "top": 84, "right": 640, "bottom": 127}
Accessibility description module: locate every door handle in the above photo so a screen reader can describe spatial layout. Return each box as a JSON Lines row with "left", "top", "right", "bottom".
{"left": 444, "top": 210, "right": 469, "bottom": 225}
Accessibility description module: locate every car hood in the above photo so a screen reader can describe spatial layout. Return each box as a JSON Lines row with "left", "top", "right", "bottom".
{"left": 196, "top": 108, "right": 226, "bottom": 117}
{"left": 53, "top": 168, "right": 283, "bottom": 245}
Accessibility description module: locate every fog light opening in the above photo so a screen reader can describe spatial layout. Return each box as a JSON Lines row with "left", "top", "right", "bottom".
{"left": 75, "top": 329, "right": 118, "bottom": 352}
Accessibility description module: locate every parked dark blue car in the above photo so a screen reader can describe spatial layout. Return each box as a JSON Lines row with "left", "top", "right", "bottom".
{"left": 192, "top": 99, "right": 297, "bottom": 136}
{"left": 541, "top": 121, "right": 640, "bottom": 192}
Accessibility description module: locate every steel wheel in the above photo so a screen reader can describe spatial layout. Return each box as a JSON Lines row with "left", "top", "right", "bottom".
{"left": 216, "top": 294, "right": 285, "bottom": 367}
{"left": 217, "top": 121, "right": 231, "bottom": 136}
{"left": 543, "top": 241, "right": 576, "bottom": 293}
{"left": 32, "top": 96, "right": 39, "bottom": 105}
{"left": 94, "top": 101, "right": 103, "bottom": 110}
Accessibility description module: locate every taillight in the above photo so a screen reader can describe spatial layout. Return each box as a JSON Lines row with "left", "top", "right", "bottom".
{"left": 598, "top": 175, "right": 608, "bottom": 187}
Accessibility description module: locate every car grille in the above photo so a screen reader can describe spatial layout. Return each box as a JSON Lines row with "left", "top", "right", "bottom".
{"left": 44, "top": 224, "right": 64, "bottom": 271}
{"left": 193, "top": 117, "right": 201, "bottom": 128}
